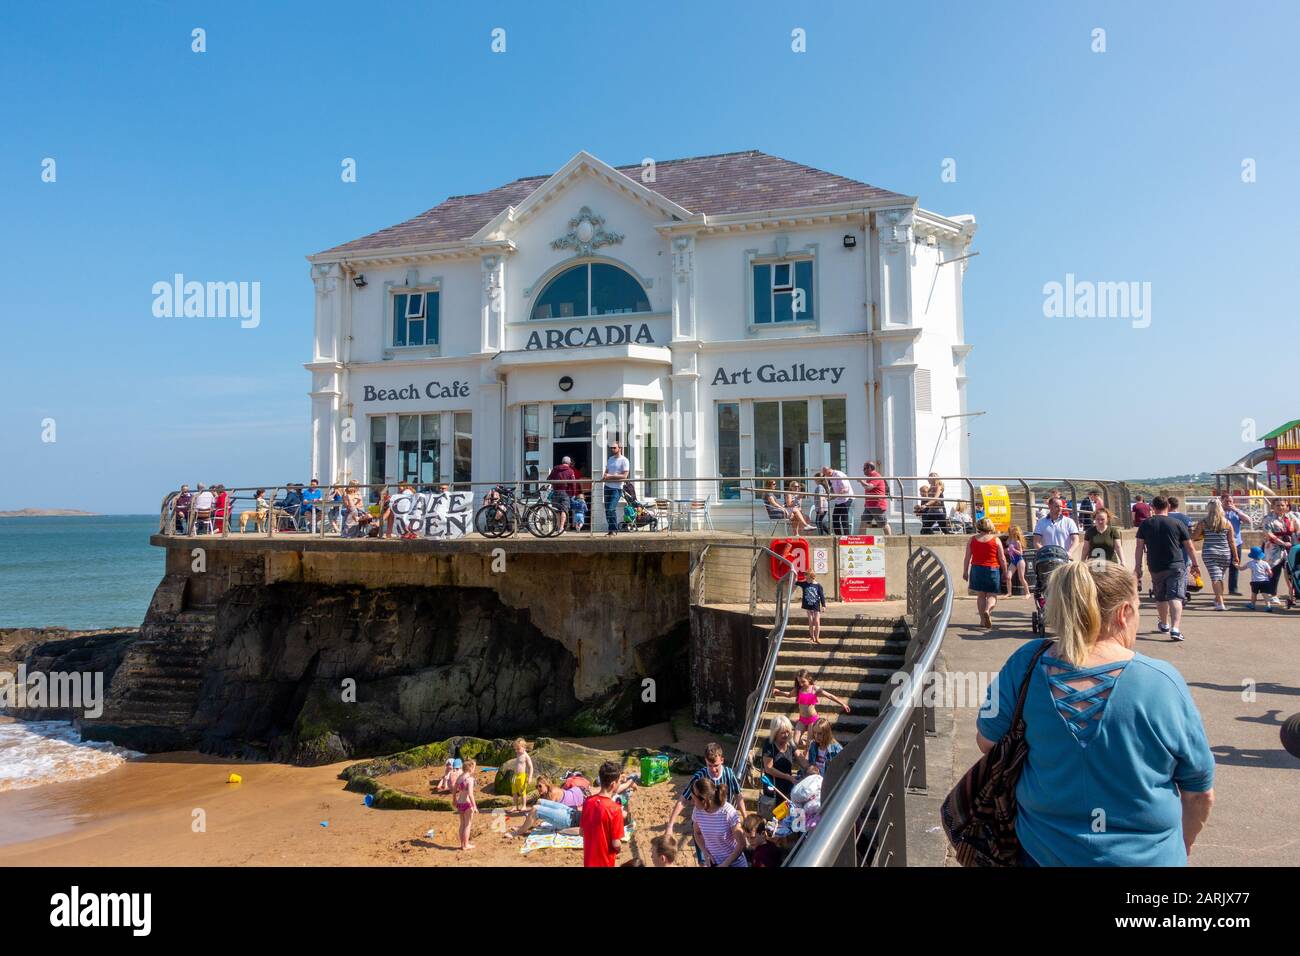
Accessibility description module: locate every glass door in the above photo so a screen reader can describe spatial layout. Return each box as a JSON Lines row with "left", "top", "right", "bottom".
{"left": 552, "top": 402, "right": 593, "bottom": 491}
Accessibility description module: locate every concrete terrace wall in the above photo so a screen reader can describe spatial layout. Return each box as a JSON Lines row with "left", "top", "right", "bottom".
{"left": 158, "top": 536, "right": 695, "bottom": 701}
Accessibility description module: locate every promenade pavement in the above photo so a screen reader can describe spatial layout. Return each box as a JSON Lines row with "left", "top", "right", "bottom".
{"left": 907, "top": 592, "right": 1300, "bottom": 866}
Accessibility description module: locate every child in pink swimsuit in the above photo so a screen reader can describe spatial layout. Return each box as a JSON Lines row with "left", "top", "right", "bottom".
{"left": 774, "top": 668, "right": 850, "bottom": 747}
{"left": 455, "top": 758, "right": 478, "bottom": 850}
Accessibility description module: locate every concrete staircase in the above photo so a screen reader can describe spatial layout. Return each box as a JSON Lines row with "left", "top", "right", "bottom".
{"left": 740, "top": 610, "right": 911, "bottom": 800}
{"left": 100, "top": 605, "right": 215, "bottom": 728}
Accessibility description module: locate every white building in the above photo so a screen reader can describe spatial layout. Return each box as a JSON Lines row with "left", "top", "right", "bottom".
{"left": 306, "top": 149, "right": 976, "bottom": 528}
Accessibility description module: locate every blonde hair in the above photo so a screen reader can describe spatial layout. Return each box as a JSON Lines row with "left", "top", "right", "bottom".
{"left": 769, "top": 714, "right": 793, "bottom": 740}
{"left": 810, "top": 718, "right": 836, "bottom": 748}
{"left": 1045, "top": 560, "right": 1136, "bottom": 666}
{"left": 975, "top": 517, "right": 996, "bottom": 534}
{"left": 513, "top": 737, "right": 526, "bottom": 749}
{"left": 1200, "top": 498, "right": 1227, "bottom": 534}
{"left": 1008, "top": 526, "right": 1026, "bottom": 548}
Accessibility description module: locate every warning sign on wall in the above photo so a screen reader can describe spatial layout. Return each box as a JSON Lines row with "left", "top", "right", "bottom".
{"left": 837, "top": 535, "right": 886, "bottom": 601}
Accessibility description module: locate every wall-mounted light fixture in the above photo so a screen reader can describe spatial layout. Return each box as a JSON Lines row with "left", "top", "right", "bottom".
{"left": 842, "top": 234, "right": 857, "bottom": 249}
{"left": 352, "top": 274, "right": 367, "bottom": 288}
{"left": 558, "top": 375, "right": 574, "bottom": 392}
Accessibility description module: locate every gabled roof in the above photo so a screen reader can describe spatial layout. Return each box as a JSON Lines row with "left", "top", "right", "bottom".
{"left": 314, "top": 150, "right": 908, "bottom": 257}
{"left": 1263, "top": 420, "right": 1300, "bottom": 440}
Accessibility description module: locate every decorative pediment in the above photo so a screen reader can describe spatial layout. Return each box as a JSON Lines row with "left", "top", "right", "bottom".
{"left": 551, "top": 206, "right": 623, "bottom": 257}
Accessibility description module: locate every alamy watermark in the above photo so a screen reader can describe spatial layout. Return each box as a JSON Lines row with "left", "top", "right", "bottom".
{"left": 1042, "top": 273, "right": 1151, "bottom": 329}
{"left": 0, "top": 665, "right": 104, "bottom": 719}
{"left": 889, "top": 669, "right": 998, "bottom": 716}
{"left": 152, "top": 273, "right": 260, "bottom": 328}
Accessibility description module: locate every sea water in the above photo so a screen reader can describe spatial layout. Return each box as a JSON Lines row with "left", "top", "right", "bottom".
{"left": 0, "top": 719, "right": 140, "bottom": 792}
{"left": 0, "top": 516, "right": 157, "bottom": 790}
{"left": 0, "top": 515, "right": 161, "bottom": 629}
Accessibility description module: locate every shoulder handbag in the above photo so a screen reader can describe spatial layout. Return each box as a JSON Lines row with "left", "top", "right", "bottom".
{"left": 940, "top": 639, "right": 1054, "bottom": 866}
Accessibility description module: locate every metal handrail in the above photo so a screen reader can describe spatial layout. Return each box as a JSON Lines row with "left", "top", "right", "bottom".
{"left": 785, "top": 546, "right": 953, "bottom": 867}
{"left": 688, "top": 542, "right": 798, "bottom": 784}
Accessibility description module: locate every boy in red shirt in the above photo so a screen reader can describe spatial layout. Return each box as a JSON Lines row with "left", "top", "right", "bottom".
{"left": 580, "top": 761, "right": 625, "bottom": 867}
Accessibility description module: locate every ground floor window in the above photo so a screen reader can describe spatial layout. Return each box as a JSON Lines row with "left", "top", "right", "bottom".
{"left": 754, "top": 400, "right": 809, "bottom": 483}
{"left": 642, "top": 402, "right": 661, "bottom": 498}
{"left": 522, "top": 404, "right": 541, "bottom": 491}
{"left": 369, "top": 416, "right": 387, "bottom": 499}
{"left": 718, "top": 402, "right": 741, "bottom": 500}
{"left": 454, "top": 412, "right": 472, "bottom": 487}
{"left": 823, "top": 397, "right": 847, "bottom": 472}
{"left": 398, "top": 413, "right": 440, "bottom": 486}
{"left": 368, "top": 410, "right": 471, "bottom": 494}
{"left": 716, "top": 396, "right": 846, "bottom": 501}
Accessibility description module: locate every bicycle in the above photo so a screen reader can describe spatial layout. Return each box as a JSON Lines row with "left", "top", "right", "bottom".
{"left": 474, "top": 485, "right": 526, "bottom": 538}
{"left": 524, "top": 484, "right": 564, "bottom": 538}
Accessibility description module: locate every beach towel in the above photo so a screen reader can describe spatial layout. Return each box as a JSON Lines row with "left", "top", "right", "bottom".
{"left": 520, "top": 830, "right": 585, "bottom": 855}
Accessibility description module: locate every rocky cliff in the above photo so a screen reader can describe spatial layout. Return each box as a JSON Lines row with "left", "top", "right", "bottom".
{"left": 9, "top": 576, "right": 686, "bottom": 764}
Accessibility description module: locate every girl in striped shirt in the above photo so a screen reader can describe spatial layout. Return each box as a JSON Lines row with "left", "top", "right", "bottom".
{"left": 690, "top": 777, "right": 747, "bottom": 867}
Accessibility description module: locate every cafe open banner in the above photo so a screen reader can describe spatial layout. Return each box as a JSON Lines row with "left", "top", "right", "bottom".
{"left": 980, "top": 485, "right": 1011, "bottom": 533}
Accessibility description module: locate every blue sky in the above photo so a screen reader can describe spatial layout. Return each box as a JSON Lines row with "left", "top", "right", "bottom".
{"left": 2, "top": 1, "right": 1297, "bottom": 513}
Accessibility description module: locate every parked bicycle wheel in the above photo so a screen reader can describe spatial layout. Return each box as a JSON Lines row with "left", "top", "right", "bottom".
{"left": 525, "top": 502, "right": 561, "bottom": 538}
{"left": 474, "top": 503, "right": 515, "bottom": 537}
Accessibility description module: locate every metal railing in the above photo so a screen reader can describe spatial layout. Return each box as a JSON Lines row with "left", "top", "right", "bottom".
{"left": 785, "top": 546, "right": 953, "bottom": 867}
{"left": 714, "top": 544, "right": 797, "bottom": 786}
{"left": 155, "top": 473, "right": 1132, "bottom": 540}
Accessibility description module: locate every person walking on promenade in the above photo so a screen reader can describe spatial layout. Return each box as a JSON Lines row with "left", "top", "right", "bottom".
{"left": 1260, "top": 499, "right": 1294, "bottom": 609}
{"left": 1135, "top": 496, "right": 1200, "bottom": 641}
{"left": 1130, "top": 495, "right": 1152, "bottom": 566}
{"left": 858, "top": 461, "right": 892, "bottom": 535}
{"left": 975, "top": 559, "right": 1215, "bottom": 865}
{"left": 1033, "top": 496, "right": 1081, "bottom": 555}
{"left": 1219, "top": 493, "right": 1250, "bottom": 596}
{"left": 1006, "top": 525, "right": 1030, "bottom": 596}
{"left": 601, "top": 442, "right": 630, "bottom": 535}
{"left": 1192, "top": 499, "right": 1239, "bottom": 611}
{"left": 1084, "top": 508, "right": 1124, "bottom": 566}
{"left": 964, "top": 517, "right": 1009, "bottom": 627}
{"left": 821, "top": 466, "right": 854, "bottom": 536}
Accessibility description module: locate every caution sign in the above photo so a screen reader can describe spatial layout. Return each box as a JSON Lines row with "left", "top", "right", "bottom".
{"left": 980, "top": 485, "right": 1012, "bottom": 534}
{"left": 838, "top": 535, "right": 886, "bottom": 602}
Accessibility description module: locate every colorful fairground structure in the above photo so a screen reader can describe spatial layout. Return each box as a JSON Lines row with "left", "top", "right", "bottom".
{"left": 1214, "top": 419, "right": 1300, "bottom": 498}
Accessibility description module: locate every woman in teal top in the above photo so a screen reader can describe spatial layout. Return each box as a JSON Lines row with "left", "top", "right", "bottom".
{"left": 976, "top": 559, "right": 1215, "bottom": 866}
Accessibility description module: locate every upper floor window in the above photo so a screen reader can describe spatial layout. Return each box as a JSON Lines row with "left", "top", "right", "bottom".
{"left": 531, "top": 262, "right": 650, "bottom": 321}
{"left": 752, "top": 258, "right": 815, "bottom": 325}
{"left": 393, "top": 290, "right": 439, "bottom": 347}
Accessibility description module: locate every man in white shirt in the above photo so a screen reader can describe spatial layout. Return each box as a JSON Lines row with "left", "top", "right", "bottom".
{"left": 820, "top": 467, "right": 853, "bottom": 536}
{"left": 601, "top": 442, "right": 630, "bottom": 535}
{"left": 1033, "top": 496, "right": 1081, "bottom": 553}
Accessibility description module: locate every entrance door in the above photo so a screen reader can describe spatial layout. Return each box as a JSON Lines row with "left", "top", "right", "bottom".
{"left": 552, "top": 402, "right": 593, "bottom": 489}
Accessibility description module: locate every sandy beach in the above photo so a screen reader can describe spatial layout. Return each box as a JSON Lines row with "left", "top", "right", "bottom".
{"left": 0, "top": 722, "right": 716, "bottom": 867}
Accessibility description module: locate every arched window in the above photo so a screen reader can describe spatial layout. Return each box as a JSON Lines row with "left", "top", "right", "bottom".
{"left": 530, "top": 262, "right": 650, "bottom": 321}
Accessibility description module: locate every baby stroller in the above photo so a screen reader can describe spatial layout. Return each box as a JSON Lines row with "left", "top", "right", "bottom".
{"left": 1287, "top": 544, "right": 1300, "bottom": 607}
{"left": 618, "top": 481, "right": 658, "bottom": 532}
{"left": 1029, "top": 545, "right": 1070, "bottom": 635}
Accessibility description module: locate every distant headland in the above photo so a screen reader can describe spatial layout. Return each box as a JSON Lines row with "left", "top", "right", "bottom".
{"left": 0, "top": 509, "right": 99, "bottom": 517}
